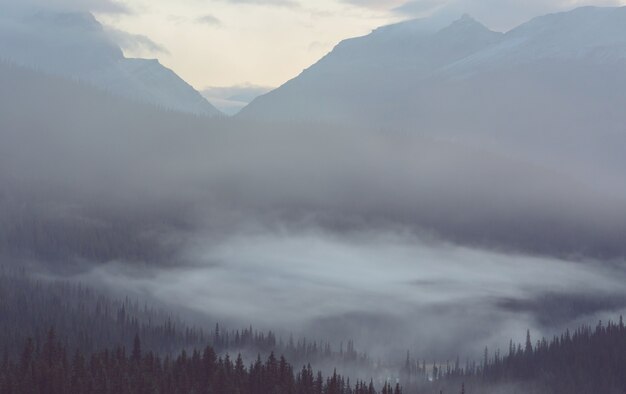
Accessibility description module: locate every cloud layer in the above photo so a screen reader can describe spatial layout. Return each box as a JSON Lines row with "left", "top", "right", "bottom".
{"left": 0, "top": 0, "right": 130, "bottom": 14}
{"left": 393, "top": 0, "right": 625, "bottom": 30}
{"left": 75, "top": 230, "right": 626, "bottom": 359}
{"left": 201, "top": 84, "right": 273, "bottom": 115}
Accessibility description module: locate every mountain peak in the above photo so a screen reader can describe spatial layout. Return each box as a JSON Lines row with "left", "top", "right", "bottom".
{"left": 445, "top": 13, "right": 492, "bottom": 33}
{"left": 432, "top": 13, "right": 501, "bottom": 47}
{"left": 371, "top": 10, "right": 464, "bottom": 38}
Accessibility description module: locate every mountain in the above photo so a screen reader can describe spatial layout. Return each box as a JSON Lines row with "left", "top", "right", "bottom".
{"left": 201, "top": 84, "right": 273, "bottom": 115}
{"left": 0, "top": 61, "right": 217, "bottom": 265}
{"left": 442, "top": 6, "right": 626, "bottom": 74}
{"left": 240, "top": 14, "right": 502, "bottom": 124}
{"left": 0, "top": 11, "right": 221, "bottom": 116}
{"left": 239, "top": 7, "right": 626, "bottom": 188}
{"left": 3, "top": 61, "right": 626, "bottom": 262}
{"left": 240, "top": 6, "right": 626, "bottom": 122}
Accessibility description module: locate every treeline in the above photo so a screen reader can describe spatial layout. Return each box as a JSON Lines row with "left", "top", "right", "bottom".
{"left": 0, "top": 59, "right": 217, "bottom": 266}
{"left": 0, "top": 269, "right": 368, "bottom": 370}
{"left": 7, "top": 267, "right": 626, "bottom": 394}
{"left": 0, "top": 267, "right": 204, "bottom": 357}
{"left": 213, "top": 325, "right": 365, "bottom": 366}
{"left": 407, "top": 318, "right": 626, "bottom": 394}
{"left": 0, "top": 197, "right": 182, "bottom": 265}
{"left": 0, "top": 330, "right": 399, "bottom": 394}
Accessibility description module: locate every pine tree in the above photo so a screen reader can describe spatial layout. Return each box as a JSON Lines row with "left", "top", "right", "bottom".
{"left": 525, "top": 330, "right": 532, "bottom": 354}
{"left": 132, "top": 333, "right": 142, "bottom": 362}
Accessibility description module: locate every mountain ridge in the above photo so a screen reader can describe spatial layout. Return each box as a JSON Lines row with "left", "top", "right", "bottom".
{"left": 0, "top": 10, "right": 222, "bottom": 117}
{"left": 240, "top": 5, "right": 626, "bottom": 120}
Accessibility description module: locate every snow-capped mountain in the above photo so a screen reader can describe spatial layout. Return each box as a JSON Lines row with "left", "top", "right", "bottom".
{"left": 443, "top": 6, "right": 626, "bottom": 75}
{"left": 239, "top": 13, "right": 502, "bottom": 123}
{"left": 240, "top": 6, "right": 626, "bottom": 125}
{"left": 239, "top": 6, "right": 626, "bottom": 187}
{"left": 0, "top": 11, "right": 221, "bottom": 117}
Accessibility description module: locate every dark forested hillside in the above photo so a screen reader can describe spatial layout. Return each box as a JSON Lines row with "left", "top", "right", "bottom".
{"left": 0, "top": 331, "right": 396, "bottom": 394}
{"left": 5, "top": 266, "right": 626, "bottom": 394}
{"left": 0, "top": 267, "right": 206, "bottom": 357}
{"left": 0, "top": 61, "right": 209, "bottom": 265}
{"left": 0, "top": 268, "right": 384, "bottom": 394}
{"left": 0, "top": 268, "right": 370, "bottom": 375}
{"left": 405, "top": 319, "right": 626, "bottom": 394}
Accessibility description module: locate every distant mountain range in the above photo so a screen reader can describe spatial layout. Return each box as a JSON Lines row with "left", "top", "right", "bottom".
{"left": 2, "top": 6, "right": 626, "bottom": 261}
{"left": 0, "top": 11, "right": 221, "bottom": 116}
{"left": 240, "top": 6, "right": 626, "bottom": 188}
{"left": 241, "top": 6, "right": 626, "bottom": 123}
{"left": 201, "top": 84, "right": 273, "bottom": 115}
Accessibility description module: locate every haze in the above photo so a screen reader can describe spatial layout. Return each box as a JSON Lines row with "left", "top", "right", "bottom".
{"left": 2, "top": 1, "right": 626, "bottom": 392}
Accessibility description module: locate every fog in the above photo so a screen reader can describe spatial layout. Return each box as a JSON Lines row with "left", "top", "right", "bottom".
{"left": 3, "top": 60, "right": 626, "bottom": 263}
{"left": 2, "top": 7, "right": 626, "bottom": 367}
{"left": 69, "top": 228, "right": 626, "bottom": 360}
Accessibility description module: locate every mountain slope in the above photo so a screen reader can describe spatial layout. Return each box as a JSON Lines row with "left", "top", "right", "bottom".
{"left": 240, "top": 14, "right": 502, "bottom": 123}
{"left": 3, "top": 61, "right": 626, "bottom": 262}
{"left": 0, "top": 11, "right": 221, "bottom": 116}
{"left": 241, "top": 6, "right": 626, "bottom": 123}
{"left": 239, "top": 6, "right": 626, "bottom": 190}
{"left": 443, "top": 6, "right": 626, "bottom": 74}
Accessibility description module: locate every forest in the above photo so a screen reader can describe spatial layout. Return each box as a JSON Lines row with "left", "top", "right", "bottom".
{"left": 2, "top": 267, "right": 626, "bottom": 393}
{"left": 0, "top": 268, "right": 368, "bottom": 368}
{"left": 0, "top": 329, "right": 400, "bottom": 394}
{"left": 0, "top": 270, "right": 385, "bottom": 394}
{"left": 403, "top": 318, "right": 626, "bottom": 394}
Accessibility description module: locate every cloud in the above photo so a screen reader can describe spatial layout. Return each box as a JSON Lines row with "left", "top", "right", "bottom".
{"left": 393, "top": 0, "right": 446, "bottom": 16}
{"left": 196, "top": 14, "right": 221, "bottom": 25}
{"left": 0, "top": 0, "right": 130, "bottom": 14}
{"left": 308, "top": 40, "right": 332, "bottom": 52}
{"left": 217, "top": 0, "right": 300, "bottom": 8}
{"left": 338, "top": 0, "right": 406, "bottom": 10}
{"left": 106, "top": 28, "right": 169, "bottom": 54}
{"left": 74, "top": 230, "right": 626, "bottom": 358}
{"left": 201, "top": 84, "right": 273, "bottom": 115}
{"left": 393, "top": 0, "right": 625, "bottom": 30}
{"left": 202, "top": 84, "right": 272, "bottom": 103}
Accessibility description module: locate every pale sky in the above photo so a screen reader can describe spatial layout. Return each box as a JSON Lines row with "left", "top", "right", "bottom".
{"left": 95, "top": 0, "right": 404, "bottom": 89}
{"left": 87, "top": 0, "right": 625, "bottom": 90}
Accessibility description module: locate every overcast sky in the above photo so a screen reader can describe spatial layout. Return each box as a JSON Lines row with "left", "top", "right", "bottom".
{"left": 5, "top": 0, "right": 626, "bottom": 95}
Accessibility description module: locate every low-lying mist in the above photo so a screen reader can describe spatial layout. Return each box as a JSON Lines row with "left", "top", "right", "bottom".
{"left": 72, "top": 228, "right": 626, "bottom": 361}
